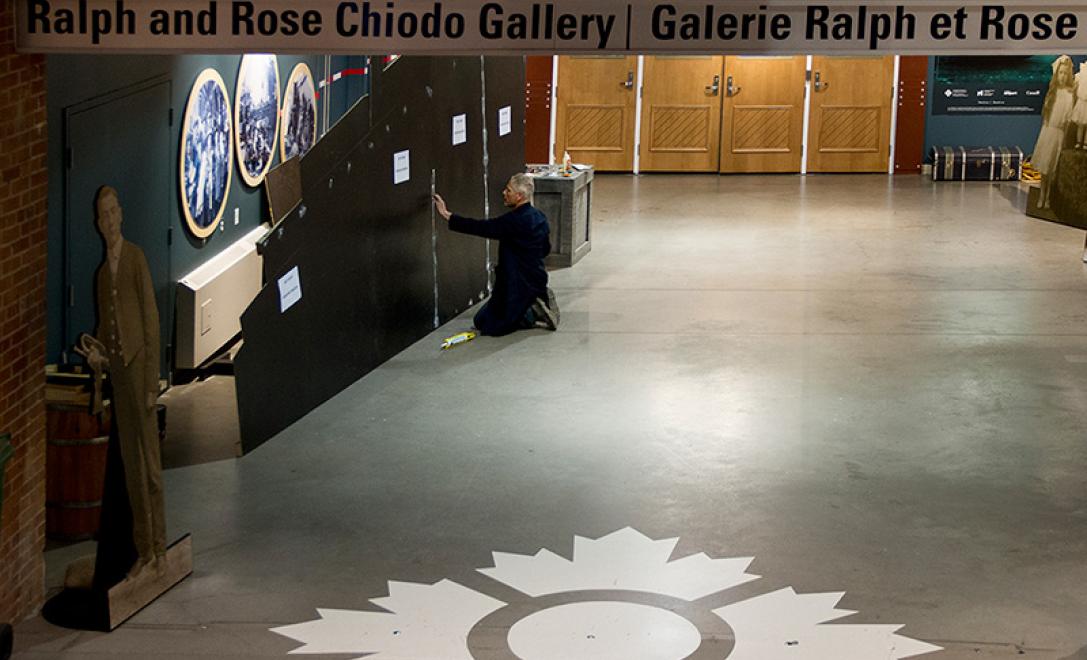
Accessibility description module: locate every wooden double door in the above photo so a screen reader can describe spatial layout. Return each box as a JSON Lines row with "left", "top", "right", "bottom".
{"left": 554, "top": 55, "right": 894, "bottom": 174}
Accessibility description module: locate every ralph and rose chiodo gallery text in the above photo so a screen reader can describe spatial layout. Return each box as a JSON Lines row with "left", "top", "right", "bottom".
{"left": 23, "top": 0, "right": 1083, "bottom": 51}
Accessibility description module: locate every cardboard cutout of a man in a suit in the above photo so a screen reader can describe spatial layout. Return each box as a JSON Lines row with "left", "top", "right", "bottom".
{"left": 74, "top": 186, "right": 166, "bottom": 580}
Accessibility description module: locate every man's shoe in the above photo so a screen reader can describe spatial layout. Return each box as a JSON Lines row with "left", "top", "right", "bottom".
{"left": 545, "top": 287, "right": 560, "bottom": 324}
{"left": 531, "top": 298, "right": 558, "bottom": 331}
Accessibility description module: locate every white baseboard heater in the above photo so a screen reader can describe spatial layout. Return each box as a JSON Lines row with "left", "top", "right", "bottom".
{"left": 175, "top": 226, "right": 268, "bottom": 370}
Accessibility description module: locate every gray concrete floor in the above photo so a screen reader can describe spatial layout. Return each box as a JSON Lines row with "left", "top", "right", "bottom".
{"left": 14, "top": 174, "right": 1087, "bottom": 658}
{"left": 158, "top": 375, "right": 242, "bottom": 469}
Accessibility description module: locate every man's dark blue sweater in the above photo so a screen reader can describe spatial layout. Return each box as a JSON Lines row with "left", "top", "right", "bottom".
{"left": 449, "top": 203, "right": 551, "bottom": 336}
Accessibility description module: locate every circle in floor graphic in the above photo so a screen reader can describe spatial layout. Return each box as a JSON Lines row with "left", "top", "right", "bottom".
{"left": 507, "top": 601, "right": 701, "bottom": 659}
{"left": 270, "top": 527, "right": 941, "bottom": 659}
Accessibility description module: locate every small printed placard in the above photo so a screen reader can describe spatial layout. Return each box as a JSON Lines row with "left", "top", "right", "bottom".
{"left": 498, "top": 106, "right": 511, "bottom": 136}
{"left": 278, "top": 266, "right": 302, "bottom": 313}
{"left": 452, "top": 114, "right": 467, "bottom": 145}
{"left": 394, "top": 150, "right": 410, "bottom": 184}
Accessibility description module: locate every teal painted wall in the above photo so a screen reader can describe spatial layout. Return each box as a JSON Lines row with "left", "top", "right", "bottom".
{"left": 923, "top": 55, "right": 1087, "bottom": 161}
{"left": 46, "top": 53, "right": 368, "bottom": 370}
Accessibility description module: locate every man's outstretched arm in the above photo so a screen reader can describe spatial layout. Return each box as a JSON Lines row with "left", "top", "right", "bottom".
{"left": 434, "top": 193, "right": 515, "bottom": 240}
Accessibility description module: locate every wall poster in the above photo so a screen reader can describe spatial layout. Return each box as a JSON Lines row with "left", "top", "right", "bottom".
{"left": 235, "top": 54, "right": 280, "bottom": 187}
{"left": 932, "top": 56, "right": 1052, "bottom": 115}
{"left": 281, "top": 63, "right": 318, "bottom": 162}
{"left": 180, "top": 68, "right": 233, "bottom": 239}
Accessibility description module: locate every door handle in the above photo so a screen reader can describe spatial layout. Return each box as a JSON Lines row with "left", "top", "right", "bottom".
{"left": 814, "top": 71, "right": 830, "bottom": 92}
{"left": 705, "top": 75, "right": 720, "bottom": 96}
{"left": 726, "top": 75, "right": 741, "bottom": 97}
{"left": 621, "top": 71, "right": 634, "bottom": 89}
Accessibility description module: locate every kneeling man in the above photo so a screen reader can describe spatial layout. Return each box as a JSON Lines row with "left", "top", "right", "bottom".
{"left": 434, "top": 173, "right": 559, "bottom": 335}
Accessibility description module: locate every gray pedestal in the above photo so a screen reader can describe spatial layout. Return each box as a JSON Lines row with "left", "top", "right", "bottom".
{"left": 532, "top": 168, "right": 593, "bottom": 268}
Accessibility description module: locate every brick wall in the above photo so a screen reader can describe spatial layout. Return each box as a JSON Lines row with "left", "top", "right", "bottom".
{"left": 0, "top": 3, "right": 48, "bottom": 623}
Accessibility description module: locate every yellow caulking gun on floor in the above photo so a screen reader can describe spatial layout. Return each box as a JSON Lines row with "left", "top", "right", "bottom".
{"left": 441, "top": 331, "right": 477, "bottom": 350}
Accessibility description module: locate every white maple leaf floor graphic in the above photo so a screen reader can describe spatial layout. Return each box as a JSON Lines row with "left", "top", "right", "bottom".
{"left": 271, "top": 527, "right": 942, "bottom": 659}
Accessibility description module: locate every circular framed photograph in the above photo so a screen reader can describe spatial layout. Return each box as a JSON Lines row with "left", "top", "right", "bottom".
{"left": 235, "top": 54, "right": 280, "bottom": 187}
{"left": 281, "top": 63, "right": 318, "bottom": 162}
{"left": 180, "top": 68, "right": 233, "bottom": 239}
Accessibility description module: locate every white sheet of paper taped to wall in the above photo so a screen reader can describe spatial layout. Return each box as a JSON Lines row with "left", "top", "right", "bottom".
{"left": 452, "top": 114, "right": 467, "bottom": 145}
{"left": 394, "top": 150, "right": 410, "bottom": 184}
{"left": 278, "top": 266, "right": 302, "bottom": 313}
{"left": 498, "top": 106, "right": 511, "bottom": 136}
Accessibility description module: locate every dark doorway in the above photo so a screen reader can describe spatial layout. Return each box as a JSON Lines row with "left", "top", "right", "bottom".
{"left": 63, "top": 79, "right": 173, "bottom": 377}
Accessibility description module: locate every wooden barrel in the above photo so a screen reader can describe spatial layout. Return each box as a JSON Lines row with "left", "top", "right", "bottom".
{"left": 46, "top": 403, "right": 110, "bottom": 541}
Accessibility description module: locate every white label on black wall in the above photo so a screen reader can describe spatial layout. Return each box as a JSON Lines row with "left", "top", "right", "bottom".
{"left": 394, "top": 150, "right": 410, "bottom": 184}
{"left": 453, "top": 114, "right": 467, "bottom": 145}
{"left": 498, "top": 106, "right": 511, "bottom": 137}
{"left": 278, "top": 266, "right": 302, "bottom": 313}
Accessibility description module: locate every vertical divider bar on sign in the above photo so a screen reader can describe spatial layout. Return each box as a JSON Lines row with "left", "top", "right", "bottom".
{"left": 718, "top": 56, "right": 727, "bottom": 173}
{"left": 633, "top": 55, "right": 645, "bottom": 174}
{"left": 888, "top": 55, "right": 901, "bottom": 175}
{"left": 549, "top": 55, "right": 559, "bottom": 165}
{"left": 801, "top": 55, "right": 814, "bottom": 175}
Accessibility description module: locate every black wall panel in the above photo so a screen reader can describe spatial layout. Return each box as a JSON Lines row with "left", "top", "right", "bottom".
{"left": 260, "top": 94, "right": 372, "bottom": 282}
{"left": 484, "top": 57, "right": 528, "bottom": 271}
{"left": 235, "top": 56, "right": 524, "bottom": 452}
{"left": 429, "top": 57, "right": 490, "bottom": 324}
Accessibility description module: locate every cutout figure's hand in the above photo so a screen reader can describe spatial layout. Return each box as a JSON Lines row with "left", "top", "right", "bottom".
{"left": 74, "top": 334, "right": 108, "bottom": 372}
{"left": 433, "top": 194, "right": 452, "bottom": 221}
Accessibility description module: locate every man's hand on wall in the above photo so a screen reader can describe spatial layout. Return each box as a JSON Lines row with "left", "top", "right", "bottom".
{"left": 433, "top": 194, "right": 452, "bottom": 221}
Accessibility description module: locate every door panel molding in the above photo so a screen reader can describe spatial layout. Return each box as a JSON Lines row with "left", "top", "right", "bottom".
{"left": 817, "top": 106, "right": 881, "bottom": 152}
{"left": 566, "top": 105, "right": 626, "bottom": 152}
{"left": 649, "top": 105, "right": 711, "bottom": 153}
{"left": 731, "top": 106, "right": 792, "bottom": 153}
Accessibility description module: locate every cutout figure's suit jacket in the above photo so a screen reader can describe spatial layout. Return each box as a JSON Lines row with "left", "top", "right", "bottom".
{"left": 449, "top": 204, "right": 551, "bottom": 336}
{"left": 95, "top": 240, "right": 159, "bottom": 396}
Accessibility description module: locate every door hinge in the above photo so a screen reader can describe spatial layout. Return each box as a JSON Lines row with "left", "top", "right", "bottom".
{"left": 805, "top": 70, "right": 812, "bottom": 82}
{"left": 168, "top": 108, "right": 174, "bottom": 126}
{"left": 68, "top": 284, "right": 74, "bottom": 307}
{"left": 167, "top": 227, "right": 173, "bottom": 245}
{"left": 639, "top": 85, "right": 644, "bottom": 99}
{"left": 65, "top": 147, "right": 73, "bottom": 170}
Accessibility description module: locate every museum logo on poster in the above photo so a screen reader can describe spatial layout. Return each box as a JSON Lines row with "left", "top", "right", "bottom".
{"left": 933, "top": 56, "right": 1055, "bottom": 115}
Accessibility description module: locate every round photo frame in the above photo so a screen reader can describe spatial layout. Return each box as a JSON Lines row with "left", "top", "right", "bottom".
{"left": 234, "top": 54, "right": 280, "bottom": 188}
{"left": 280, "top": 63, "right": 318, "bottom": 162}
{"left": 180, "top": 68, "right": 233, "bottom": 239}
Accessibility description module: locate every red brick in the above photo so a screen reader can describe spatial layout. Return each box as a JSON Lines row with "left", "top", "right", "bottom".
{"left": 0, "top": 12, "right": 47, "bottom": 624}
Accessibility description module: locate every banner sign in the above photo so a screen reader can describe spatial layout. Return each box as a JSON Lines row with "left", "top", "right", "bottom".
{"left": 931, "top": 55, "right": 1057, "bottom": 115}
{"left": 16, "top": 1, "right": 1087, "bottom": 55}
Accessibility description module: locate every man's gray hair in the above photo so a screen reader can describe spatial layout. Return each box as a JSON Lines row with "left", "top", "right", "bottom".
{"left": 509, "top": 173, "right": 534, "bottom": 201}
